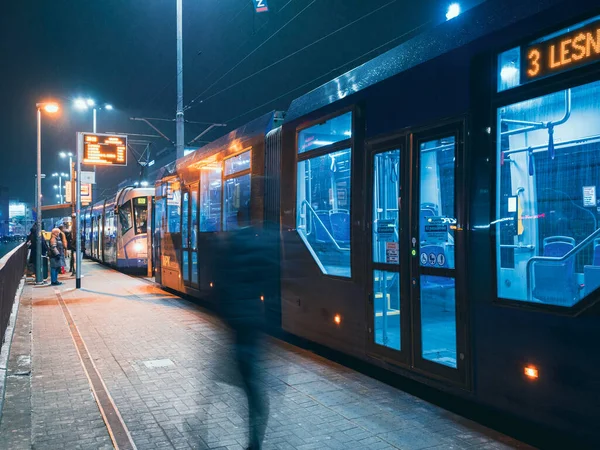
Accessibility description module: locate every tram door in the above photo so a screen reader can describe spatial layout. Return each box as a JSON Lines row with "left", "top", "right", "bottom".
{"left": 181, "top": 185, "right": 200, "bottom": 289}
{"left": 368, "top": 124, "right": 468, "bottom": 387}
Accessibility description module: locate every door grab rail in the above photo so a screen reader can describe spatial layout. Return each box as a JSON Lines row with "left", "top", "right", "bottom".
{"left": 526, "top": 227, "right": 600, "bottom": 301}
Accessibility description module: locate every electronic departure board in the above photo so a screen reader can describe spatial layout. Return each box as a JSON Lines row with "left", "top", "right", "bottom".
{"left": 522, "top": 17, "right": 600, "bottom": 83}
{"left": 83, "top": 133, "right": 127, "bottom": 166}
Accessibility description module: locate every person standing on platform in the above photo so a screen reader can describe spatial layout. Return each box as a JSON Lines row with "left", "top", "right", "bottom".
{"left": 211, "top": 199, "right": 278, "bottom": 450}
{"left": 49, "top": 228, "right": 65, "bottom": 286}
{"left": 67, "top": 227, "right": 76, "bottom": 275}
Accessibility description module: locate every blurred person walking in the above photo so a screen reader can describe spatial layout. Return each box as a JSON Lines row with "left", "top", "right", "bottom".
{"left": 212, "top": 200, "right": 278, "bottom": 450}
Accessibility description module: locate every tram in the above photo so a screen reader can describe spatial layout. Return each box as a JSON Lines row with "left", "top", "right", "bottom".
{"left": 154, "top": 0, "right": 600, "bottom": 443}
{"left": 82, "top": 187, "right": 153, "bottom": 271}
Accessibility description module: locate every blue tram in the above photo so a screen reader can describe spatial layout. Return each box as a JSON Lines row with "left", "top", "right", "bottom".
{"left": 82, "top": 187, "right": 154, "bottom": 270}
{"left": 155, "top": 0, "right": 600, "bottom": 443}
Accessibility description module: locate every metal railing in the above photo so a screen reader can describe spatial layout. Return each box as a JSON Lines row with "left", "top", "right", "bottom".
{"left": 0, "top": 243, "right": 27, "bottom": 344}
{"left": 299, "top": 200, "right": 349, "bottom": 251}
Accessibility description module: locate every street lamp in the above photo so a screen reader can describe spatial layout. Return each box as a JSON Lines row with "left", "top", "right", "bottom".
{"left": 51, "top": 172, "right": 68, "bottom": 204}
{"left": 73, "top": 97, "right": 113, "bottom": 133}
{"left": 35, "top": 101, "right": 60, "bottom": 284}
{"left": 59, "top": 151, "right": 74, "bottom": 180}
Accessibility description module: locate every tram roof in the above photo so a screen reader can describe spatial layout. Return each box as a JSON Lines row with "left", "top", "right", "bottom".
{"left": 285, "top": 0, "right": 566, "bottom": 123}
{"left": 175, "top": 111, "right": 278, "bottom": 171}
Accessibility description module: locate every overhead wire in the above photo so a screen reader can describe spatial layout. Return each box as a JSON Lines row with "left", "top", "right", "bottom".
{"left": 140, "top": 0, "right": 251, "bottom": 111}
{"left": 190, "top": 0, "right": 398, "bottom": 109}
{"left": 184, "top": 0, "right": 317, "bottom": 112}
{"left": 223, "top": 19, "right": 431, "bottom": 125}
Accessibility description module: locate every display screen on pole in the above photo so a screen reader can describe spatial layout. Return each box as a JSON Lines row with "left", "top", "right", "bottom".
{"left": 83, "top": 133, "right": 127, "bottom": 166}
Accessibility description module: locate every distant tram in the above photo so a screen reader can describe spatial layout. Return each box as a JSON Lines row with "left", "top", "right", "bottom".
{"left": 82, "top": 187, "right": 153, "bottom": 271}
{"left": 151, "top": 0, "right": 600, "bottom": 444}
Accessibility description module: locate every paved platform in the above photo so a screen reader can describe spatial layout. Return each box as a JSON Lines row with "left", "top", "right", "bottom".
{"left": 0, "top": 261, "right": 535, "bottom": 450}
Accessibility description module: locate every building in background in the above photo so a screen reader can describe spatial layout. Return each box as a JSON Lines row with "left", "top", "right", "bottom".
{"left": 0, "top": 187, "right": 9, "bottom": 237}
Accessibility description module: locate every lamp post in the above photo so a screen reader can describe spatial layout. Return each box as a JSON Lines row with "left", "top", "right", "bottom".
{"left": 60, "top": 151, "right": 73, "bottom": 180}
{"left": 35, "top": 102, "right": 60, "bottom": 284}
{"left": 73, "top": 98, "right": 113, "bottom": 133}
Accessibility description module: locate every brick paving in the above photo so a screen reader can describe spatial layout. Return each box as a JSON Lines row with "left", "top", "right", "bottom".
{"left": 0, "top": 261, "right": 535, "bottom": 449}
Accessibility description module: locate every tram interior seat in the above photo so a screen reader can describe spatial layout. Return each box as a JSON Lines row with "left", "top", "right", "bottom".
{"left": 532, "top": 236, "right": 580, "bottom": 306}
{"left": 584, "top": 238, "right": 600, "bottom": 295}
{"left": 329, "top": 210, "right": 350, "bottom": 246}
{"left": 314, "top": 211, "right": 332, "bottom": 243}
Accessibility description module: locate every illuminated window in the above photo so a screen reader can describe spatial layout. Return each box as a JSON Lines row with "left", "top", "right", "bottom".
{"left": 133, "top": 197, "right": 148, "bottom": 235}
{"left": 118, "top": 200, "right": 133, "bottom": 235}
{"left": 297, "top": 149, "right": 352, "bottom": 277}
{"left": 496, "top": 80, "right": 600, "bottom": 307}
{"left": 200, "top": 165, "right": 222, "bottom": 232}
{"left": 298, "top": 112, "right": 352, "bottom": 154}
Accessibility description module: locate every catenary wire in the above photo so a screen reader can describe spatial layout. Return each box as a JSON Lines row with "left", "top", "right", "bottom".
{"left": 184, "top": 0, "right": 317, "bottom": 112}
{"left": 223, "top": 19, "right": 431, "bottom": 125}
{"left": 189, "top": 0, "right": 398, "bottom": 109}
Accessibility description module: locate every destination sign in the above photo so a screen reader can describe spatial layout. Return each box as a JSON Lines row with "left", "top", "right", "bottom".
{"left": 522, "top": 17, "right": 600, "bottom": 82}
{"left": 83, "top": 133, "right": 127, "bottom": 166}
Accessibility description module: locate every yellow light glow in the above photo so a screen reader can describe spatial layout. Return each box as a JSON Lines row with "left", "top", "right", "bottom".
{"left": 43, "top": 103, "right": 60, "bottom": 113}
{"left": 524, "top": 365, "right": 539, "bottom": 380}
{"left": 334, "top": 314, "right": 341, "bottom": 325}
{"left": 209, "top": 282, "right": 213, "bottom": 288}
{"left": 260, "top": 295, "right": 264, "bottom": 301}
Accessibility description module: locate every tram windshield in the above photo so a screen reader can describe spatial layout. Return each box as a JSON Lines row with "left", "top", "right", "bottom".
{"left": 118, "top": 200, "right": 133, "bottom": 235}
{"left": 496, "top": 79, "right": 600, "bottom": 307}
{"left": 133, "top": 197, "right": 148, "bottom": 234}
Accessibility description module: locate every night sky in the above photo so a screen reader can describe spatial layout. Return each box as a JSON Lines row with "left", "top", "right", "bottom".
{"left": 1, "top": 0, "right": 484, "bottom": 204}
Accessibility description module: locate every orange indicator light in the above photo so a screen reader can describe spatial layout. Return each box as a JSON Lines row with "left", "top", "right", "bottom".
{"left": 334, "top": 314, "right": 341, "bottom": 325}
{"left": 260, "top": 295, "right": 264, "bottom": 301}
{"left": 524, "top": 365, "right": 539, "bottom": 380}
{"left": 209, "top": 282, "right": 213, "bottom": 288}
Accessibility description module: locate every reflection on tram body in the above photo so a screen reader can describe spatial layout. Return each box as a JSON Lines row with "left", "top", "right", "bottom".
{"left": 497, "top": 80, "right": 600, "bottom": 306}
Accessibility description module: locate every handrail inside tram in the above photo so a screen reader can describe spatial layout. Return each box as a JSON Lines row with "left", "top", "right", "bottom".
{"left": 300, "top": 200, "right": 350, "bottom": 251}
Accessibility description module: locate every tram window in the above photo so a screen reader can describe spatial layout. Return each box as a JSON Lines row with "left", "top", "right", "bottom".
{"left": 225, "top": 150, "right": 251, "bottom": 175}
{"left": 200, "top": 165, "right": 222, "bottom": 232}
{"left": 133, "top": 198, "right": 148, "bottom": 234}
{"left": 224, "top": 174, "right": 251, "bottom": 231}
{"left": 182, "top": 191, "right": 189, "bottom": 245}
{"left": 167, "top": 181, "right": 181, "bottom": 233}
{"left": 298, "top": 112, "right": 352, "bottom": 154}
{"left": 419, "top": 136, "right": 456, "bottom": 270}
{"left": 373, "top": 149, "right": 400, "bottom": 265}
{"left": 118, "top": 200, "right": 133, "bottom": 235}
{"left": 191, "top": 190, "right": 198, "bottom": 250}
{"left": 296, "top": 148, "right": 351, "bottom": 277}
{"left": 496, "top": 80, "right": 600, "bottom": 307}
{"left": 374, "top": 270, "right": 401, "bottom": 351}
{"left": 421, "top": 275, "right": 457, "bottom": 368}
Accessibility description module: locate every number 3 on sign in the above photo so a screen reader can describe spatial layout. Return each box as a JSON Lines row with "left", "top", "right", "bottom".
{"left": 527, "top": 48, "right": 541, "bottom": 77}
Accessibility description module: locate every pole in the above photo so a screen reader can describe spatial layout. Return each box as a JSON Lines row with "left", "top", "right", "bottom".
{"left": 35, "top": 108, "right": 43, "bottom": 284}
{"left": 93, "top": 108, "right": 97, "bottom": 133}
{"left": 175, "top": 0, "right": 185, "bottom": 160}
{"left": 59, "top": 174, "right": 62, "bottom": 204}
{"left": 75, "top": 133, "right": 82, "bottom": 289}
